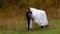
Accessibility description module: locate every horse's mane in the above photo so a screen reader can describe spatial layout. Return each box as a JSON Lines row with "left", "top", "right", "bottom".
{"left": 30, "top": 7, "right": 45, "bottom": 13}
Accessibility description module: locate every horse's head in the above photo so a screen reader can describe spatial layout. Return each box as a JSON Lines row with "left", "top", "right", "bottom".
{"left": 26, "top": 8, "right": 34, "bottom": 20}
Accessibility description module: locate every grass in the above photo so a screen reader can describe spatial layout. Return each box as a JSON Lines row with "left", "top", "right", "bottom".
{"left": 0, "top": 19, "right": 60, "bottom": 34}
{"left": 0, "top": 7, "right": 60, "bottom": 34}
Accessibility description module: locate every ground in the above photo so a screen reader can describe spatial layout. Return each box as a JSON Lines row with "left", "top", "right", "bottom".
{"left": 0, "top": 19, "right": 60, "bottom": 34}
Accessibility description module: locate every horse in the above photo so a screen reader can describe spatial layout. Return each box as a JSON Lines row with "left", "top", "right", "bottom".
{"left": 26, "top": 7, "right": 48, "bottom": 30}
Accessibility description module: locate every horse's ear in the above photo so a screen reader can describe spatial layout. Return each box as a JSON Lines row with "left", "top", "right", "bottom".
{"left": 26, "top": 9, "right": 28, "bottom": 12}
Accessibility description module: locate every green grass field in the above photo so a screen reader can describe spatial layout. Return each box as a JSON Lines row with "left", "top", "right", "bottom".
{"left": 0, "top": 0, "right": 60, "bottom": 34}
{"left": 0, "top": 7, "right": 60, "bottom": 34}
{"left": 0, "top": 19, "right": 60, "bottom": 34}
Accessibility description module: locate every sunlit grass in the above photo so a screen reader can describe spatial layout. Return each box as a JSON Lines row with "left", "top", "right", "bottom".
{"left": 0, "top": 7, "right": 60, "bottom": 34}
{"left": 0, "top": 19, "right": 60, "bottom": 34}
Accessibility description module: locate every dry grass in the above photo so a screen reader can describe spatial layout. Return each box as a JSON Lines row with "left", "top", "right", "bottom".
{"left": 0, "top": 7, "right": 60, "bottom": 32}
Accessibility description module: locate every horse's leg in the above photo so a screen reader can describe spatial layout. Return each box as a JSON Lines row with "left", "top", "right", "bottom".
{"left": 28, "top": 19, "right": 30, "bottom": 30}
{"left": 41, "top": 26, "right": 44, "bottom": 29}
{"left": 29, "top": 19, "right": 33, "bottom": 30}
{"left": 46, "top": 25, "right": 48, "bottom": 28}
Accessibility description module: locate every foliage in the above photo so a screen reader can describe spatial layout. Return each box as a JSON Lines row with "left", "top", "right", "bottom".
{"left": 0, "top": 0, "right": 60, "bottom": 8}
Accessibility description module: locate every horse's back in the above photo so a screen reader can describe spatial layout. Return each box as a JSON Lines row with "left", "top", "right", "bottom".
{"left": 30, "top": 7, "right": 48, "bottom": 26}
